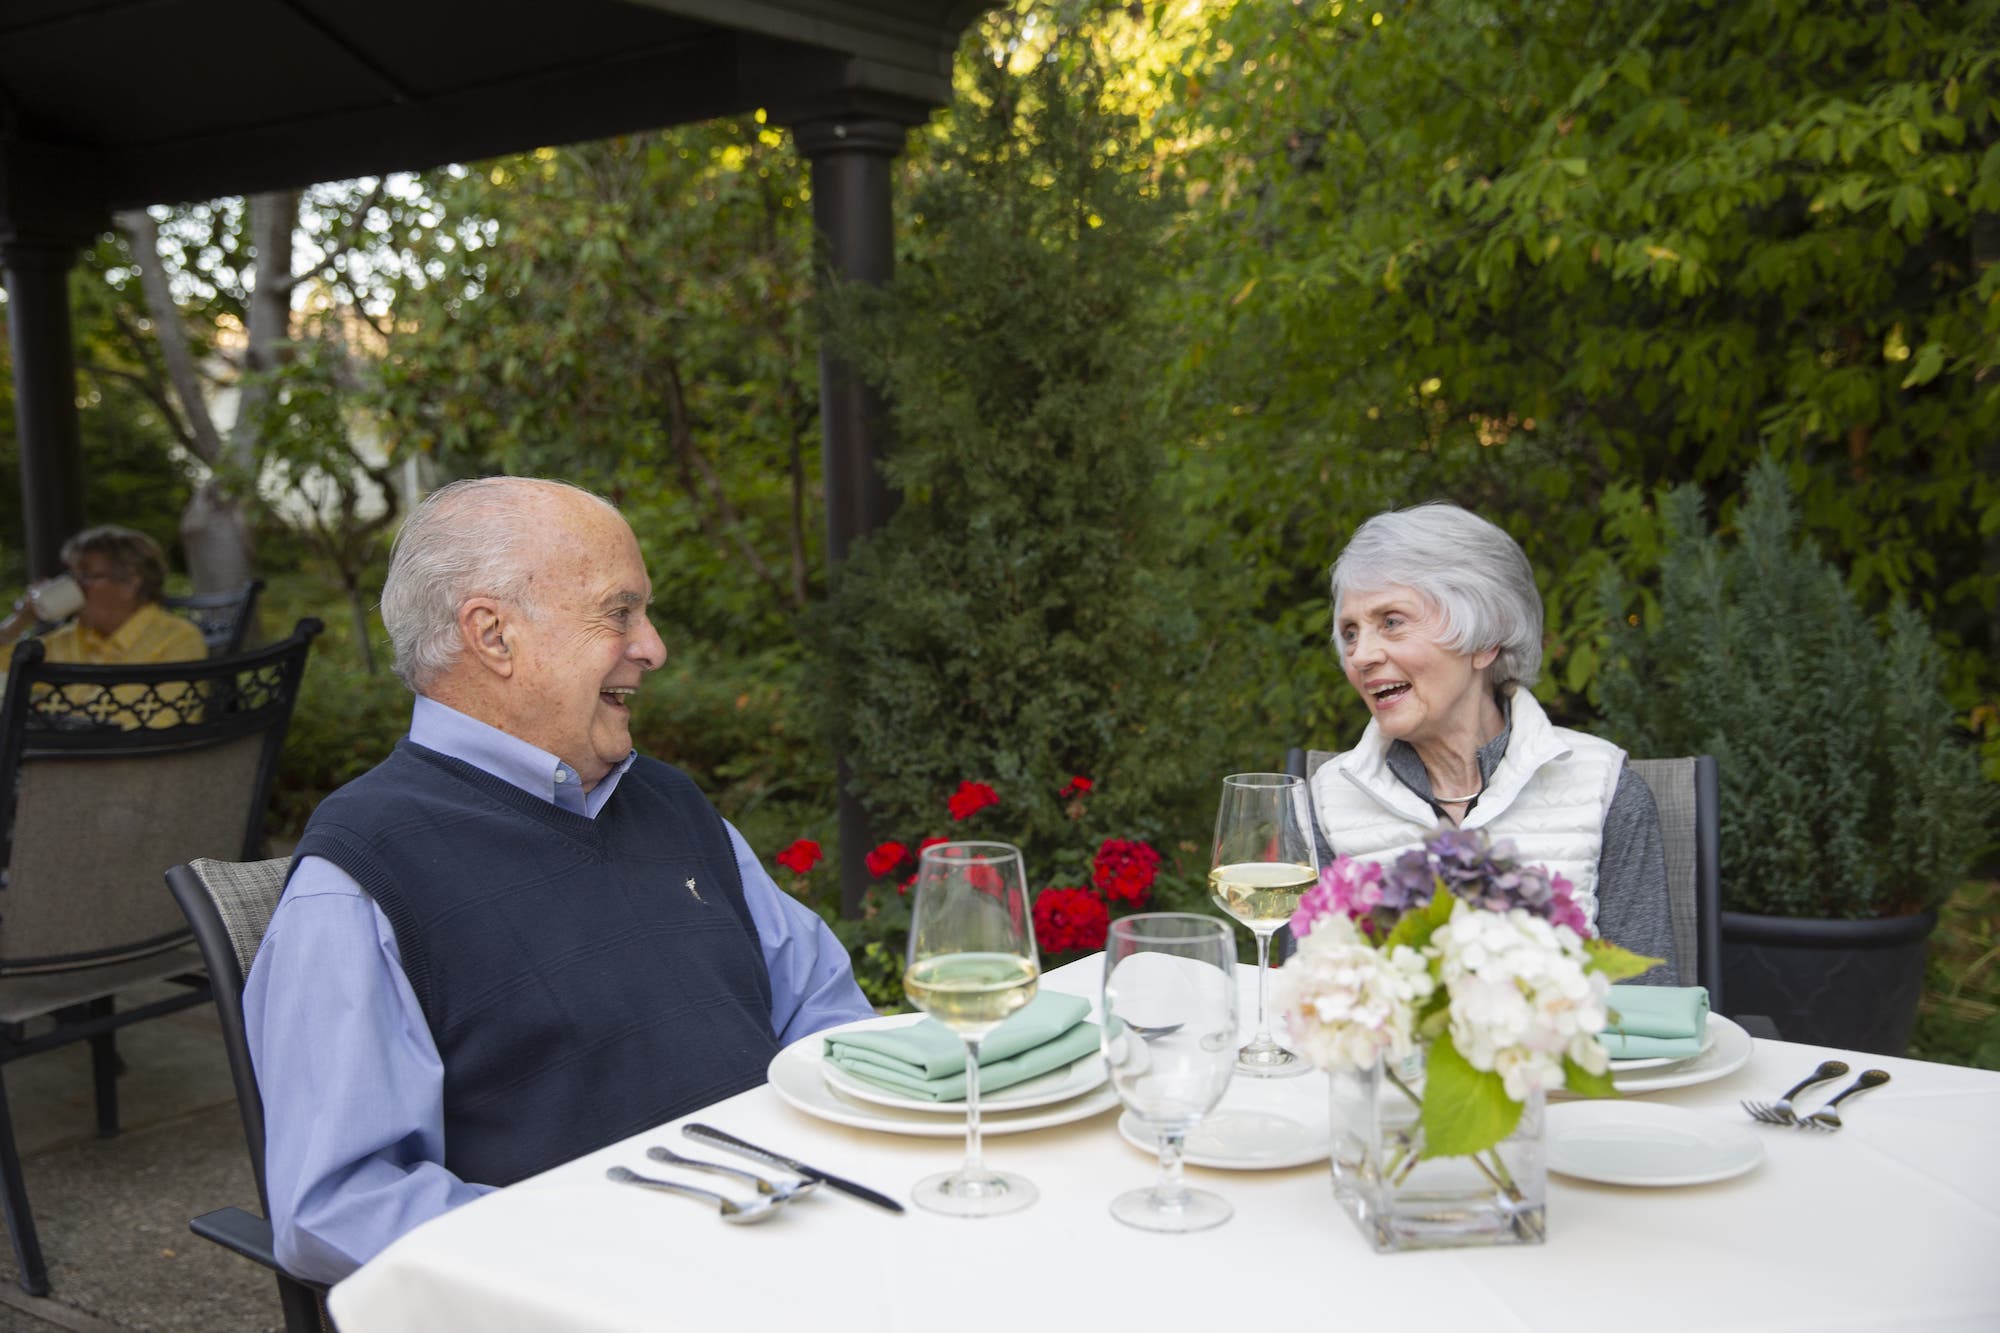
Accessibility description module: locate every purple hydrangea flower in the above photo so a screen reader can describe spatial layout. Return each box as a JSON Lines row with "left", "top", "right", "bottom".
{"left": 1294, "top": 825, "right": 1591, "bottom": 938}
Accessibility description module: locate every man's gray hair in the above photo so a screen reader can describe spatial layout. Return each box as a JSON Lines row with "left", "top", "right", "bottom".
{"left": 381, "top": 477, "right": 619, "bottom": 693}
{"left": 1329, "top": 502, "right": 1544, "bottom": 690}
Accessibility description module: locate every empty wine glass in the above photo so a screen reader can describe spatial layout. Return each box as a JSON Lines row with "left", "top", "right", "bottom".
{"left": 903, "top": 841, "right": 1040, "bottom": 1217}
{"left": 1102, "top": 913, "right": 1237, "bottom": 1232}
{"left": 1209, "top": 772, "right": 1317, "bottom": 1077}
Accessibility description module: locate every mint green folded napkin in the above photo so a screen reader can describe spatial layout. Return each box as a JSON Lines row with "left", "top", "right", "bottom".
{"left": 1601, "top": 985, "right": 1710, "bottom": 1060}
{"left": 824, "top": 991, "right": 1099, "bottom": 1102}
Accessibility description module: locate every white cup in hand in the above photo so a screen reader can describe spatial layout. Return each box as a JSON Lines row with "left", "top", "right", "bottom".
{"left": 28, "top": 575, "right": 85, "bottom": 622}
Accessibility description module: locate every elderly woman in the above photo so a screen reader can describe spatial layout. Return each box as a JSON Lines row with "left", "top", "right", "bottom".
{"left": 0, "top": 526, "right": 209, "bottom": 725}
{"left": 1309, "top": 502, "right": 1678, "bottom": 983}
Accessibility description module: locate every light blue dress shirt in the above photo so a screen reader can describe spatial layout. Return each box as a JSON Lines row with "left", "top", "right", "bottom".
{"left": 243, "top": 696, "right": 872, "bottom": 1284}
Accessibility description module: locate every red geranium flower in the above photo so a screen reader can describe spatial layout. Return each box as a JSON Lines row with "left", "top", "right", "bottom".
{"left": 946, "top": 780, "right": 1000, "bottom": 821}
{"left": 965, "top": 863, "right": 1005, "bottom": 896}
{"left": 865, "top": 841, "right": 909, "bottom": 878}
{"left": 1058, "top": 774, "right": 1094, "bottom": 799}
{"left": 1092, "top": 837, "right": 1162, "bottom": 905}
{"left": 774, "top": 838, "right": 822, "bottom": 875}
{"left": 1033, "top": 886, "right": 1109, "bottom": 954}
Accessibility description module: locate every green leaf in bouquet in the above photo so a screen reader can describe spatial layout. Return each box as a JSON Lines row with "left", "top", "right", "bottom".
{"left": 1384, "top": 882, "right": 1455, "bottom": 954}
{"left": 1562, "top": 1052, "right": 1618, "bottom": 1099}
{"left": 1414, "top": 1000, "right": 1453, "bottom": 1045}
{"left": 1420, "top": 1035, "right": 1523, "bottom": 1158}
{"left": 1583, "top": 937, "right": 1660, "bottom": 983}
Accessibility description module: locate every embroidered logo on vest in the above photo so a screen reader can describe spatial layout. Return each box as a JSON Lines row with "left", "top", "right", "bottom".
{"left": 686, "top": 876, "right": 704, "bottom": 903}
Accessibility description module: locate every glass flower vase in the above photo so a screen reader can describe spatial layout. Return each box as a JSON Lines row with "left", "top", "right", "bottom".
{"left": 1327, "top": 1048, "right": 1546, "bottom": 1251}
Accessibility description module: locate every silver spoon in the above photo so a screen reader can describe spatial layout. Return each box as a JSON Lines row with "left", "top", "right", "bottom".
{"left": 647, "top": 1144, "right": 819, "bottom": 1202}
{"left": 605, "top": 1165, "right": 786, "bottom": 1224}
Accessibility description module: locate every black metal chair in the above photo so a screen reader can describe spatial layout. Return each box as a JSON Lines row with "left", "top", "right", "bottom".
{"left": 162, "top": 579, "right": 264, "bottom": 656}
{"left": 166, "top": 857, "right": 328, "bottom": 1333}
{"left": 0, "top": 618, "right": 321, "bottom": 1296}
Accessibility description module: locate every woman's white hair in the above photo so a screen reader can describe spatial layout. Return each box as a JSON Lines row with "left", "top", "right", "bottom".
{"left": 1329, "top": 502, "right": 1544, "bottom": 691}
{"left": 381, "top": 476, "right": 619, "bottom": 693}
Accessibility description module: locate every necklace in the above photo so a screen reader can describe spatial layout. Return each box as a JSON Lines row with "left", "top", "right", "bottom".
{"left": 1430, "top": 782, "right": 1484, "bottom": 803}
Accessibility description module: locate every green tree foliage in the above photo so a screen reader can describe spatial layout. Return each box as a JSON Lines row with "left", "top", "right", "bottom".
{"left": 813, "top": 0, "right": 1220, "bottom": 889}
{"left": 375, "top": 125, "right": 821, "bottom": 645}
{"left": 0, "top": 249, "right": 196, "bottom": 589}
{"left": 1598, "top": 456, "right": 1995, "bottom": 919}
{"left": 1161, "top": 0, "right": 2000, "bottom": 751}
{"left": 246, "top": 338, "right": 399, "bottom": 670}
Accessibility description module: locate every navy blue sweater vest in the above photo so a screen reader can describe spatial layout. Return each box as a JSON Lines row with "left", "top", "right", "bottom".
{"left": 291, "top": 741, "right": 777, "bottom": 1186}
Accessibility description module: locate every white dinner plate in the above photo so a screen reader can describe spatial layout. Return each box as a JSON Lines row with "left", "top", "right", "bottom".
{"left": 1611, "top": 1014, "right": 1753, "bottom": 1093}
{"left": 822, "top": 1041, "right": 1108, "bottom": 1114}
{"left": 1606, "top": 1019, "right": 1719, "bottom": 1072}
{"left": 1113, "top": 1070, "right": 1331, "bottom": 1170}
{"left": 769, "top": 1015, "right": 1121, "bottom": 1138}
{"left": 1546, "top": 1101, "right": 1765, "bottom": 1187}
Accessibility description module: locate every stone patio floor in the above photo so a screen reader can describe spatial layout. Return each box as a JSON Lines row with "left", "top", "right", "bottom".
{"left": 0, "top": 987, "right": 276, "bottom": 1331}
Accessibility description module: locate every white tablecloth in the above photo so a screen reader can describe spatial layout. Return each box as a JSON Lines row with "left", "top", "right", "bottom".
{"left": 331, "top": 958, "right": 2000, "bottom": 1333}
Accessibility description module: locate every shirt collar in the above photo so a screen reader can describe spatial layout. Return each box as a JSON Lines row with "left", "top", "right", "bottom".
{"left": 408, "top": 695, "right": 636, "bottom": 817}
{"left": 76, "top": 602, "right": 157, "bottom": 656}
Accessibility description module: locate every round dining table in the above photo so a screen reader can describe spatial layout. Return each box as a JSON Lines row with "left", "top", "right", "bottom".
{"left": 330, "top": 954, "right": 2000, "bottom": 1332}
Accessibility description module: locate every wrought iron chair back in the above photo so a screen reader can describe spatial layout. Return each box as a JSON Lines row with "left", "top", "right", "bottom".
{"left": 0, "top": 619, "right": 321, "bottom": 1297}
{"left": 162, "top": 579, "right": 264, "bottom": 656}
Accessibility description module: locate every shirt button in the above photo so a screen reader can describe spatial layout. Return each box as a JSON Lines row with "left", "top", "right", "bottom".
{"left": 554, "top": 771, "right": 567, "bottom": 784}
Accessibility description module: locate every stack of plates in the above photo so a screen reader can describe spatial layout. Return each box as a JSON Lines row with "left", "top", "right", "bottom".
{"left": 767, "top": 1013, "right": 1121, "bottom": 1137}
{"left": 1602, "top": 1013, "right": 1755, "bottom": 1093}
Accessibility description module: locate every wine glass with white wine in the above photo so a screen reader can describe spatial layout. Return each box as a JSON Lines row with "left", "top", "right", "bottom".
{"left": 903, "top": 841, "right": 1041, "bottom": 1216}
{"left": 1208, "top": 773, "right": 1318, "bottom": 1077}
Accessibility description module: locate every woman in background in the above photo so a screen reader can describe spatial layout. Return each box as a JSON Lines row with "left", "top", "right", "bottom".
{"left": 1309, "top": 502, "right": 1678, "bottom": 982}
{"left": 0, "top": 526, "right": 209, "bottom": 727}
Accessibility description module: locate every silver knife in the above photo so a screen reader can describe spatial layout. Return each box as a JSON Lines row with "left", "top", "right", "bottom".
{"left": 683, "top": 1123, "right": 905, "bottom": 1214}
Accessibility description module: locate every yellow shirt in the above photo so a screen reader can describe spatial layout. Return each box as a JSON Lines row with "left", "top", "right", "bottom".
{"left": 30, "top": 602, "right": 210, "bottom": 729}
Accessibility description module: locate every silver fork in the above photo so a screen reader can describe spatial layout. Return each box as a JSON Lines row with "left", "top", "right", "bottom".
{"left": 647, "top": 1144, "right": 819, "bottom": 1202}
{"left": 1740, "top": 1059, "right": 1848, "bottom": 1125}
{"left": 1796, "top": 1069, "right": 1891, "bottom": 1131}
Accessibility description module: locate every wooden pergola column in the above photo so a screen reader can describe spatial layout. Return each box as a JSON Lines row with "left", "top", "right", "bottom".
{"left": 2, "top": 233, "right": 89, "bottom": 582}
{"left": 788, "top": 103, "right": 924, "bottom": 915}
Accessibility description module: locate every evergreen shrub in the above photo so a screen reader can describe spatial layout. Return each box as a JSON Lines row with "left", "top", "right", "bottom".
{"left": 1598, "top": 456, "right": 1995, "bottom": 919}
{"left": 808, "top": 3, "right": 1222, "bottom": 995}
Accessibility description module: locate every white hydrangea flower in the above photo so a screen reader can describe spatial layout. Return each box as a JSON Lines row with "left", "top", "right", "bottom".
{"left": 1273, "top": 912, "right": 1435, "bottom": 1074}
{"left": 1435, "top": 902, "right": 1611, "bottom": 1101}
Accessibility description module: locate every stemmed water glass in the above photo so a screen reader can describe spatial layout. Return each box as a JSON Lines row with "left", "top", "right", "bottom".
{"left": 903, "top": 840, "right": 1041, "bottom": 1217}
{"left": 1101, "top": 913, "right": 1238, "bottom": 1232}
{"left": 1208, "top": 772, "right": 1318, "bottom": 1077}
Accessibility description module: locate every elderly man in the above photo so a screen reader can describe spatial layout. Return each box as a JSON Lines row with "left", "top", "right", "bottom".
{"left": 244, "top": 478, "right": 872, "bottom": 1282}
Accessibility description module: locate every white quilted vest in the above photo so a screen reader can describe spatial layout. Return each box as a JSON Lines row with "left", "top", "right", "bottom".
{"left": 1307, "top": 691, "right": 1624, "bottom": 927}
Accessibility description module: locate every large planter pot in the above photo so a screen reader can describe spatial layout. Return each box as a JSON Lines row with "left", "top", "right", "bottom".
{"left": 1719, "top": 909, "right": 1937, "bottom": 1055}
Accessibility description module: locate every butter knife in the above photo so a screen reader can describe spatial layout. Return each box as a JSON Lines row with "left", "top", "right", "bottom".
{"left": 682, "top": 1123, "right": 905, "bottom": 1214}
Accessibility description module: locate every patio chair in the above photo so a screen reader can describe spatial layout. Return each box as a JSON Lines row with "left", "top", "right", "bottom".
{"left": 162, "top": 579, "right": 264, "bottom": 656}
{"left": 1624, "top": 755, "right": 1724, "bottom": 1008}
{"left": 0, "top": 619, "right": 321, "bottom": 1296}
{"left": 165, "top": 857, "right": 328, "bottom": 1333}
{"left": 1279, "top": 747, "right": 1726, "bottom": 1003}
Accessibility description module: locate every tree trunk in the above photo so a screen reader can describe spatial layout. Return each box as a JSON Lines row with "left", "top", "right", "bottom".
{"left": 115, "top": 210, "right": 225, "bottom": 466}
{"left": 346, "top": 578, "right": 377, "bottom": 676}
{"left": 232, "top": 191, "right": 296, "bottom": 475}
{"left": 180, "top": 480, "right": 257, "bottom": 597}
